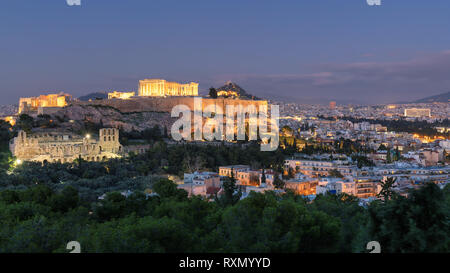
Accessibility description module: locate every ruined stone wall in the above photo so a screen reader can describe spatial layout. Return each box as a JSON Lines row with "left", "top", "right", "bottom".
{"left": 74, "top": 97, "right": 268, "bottom": 114}
{"left": 10, "top": 129, "right": 122, "bottom": 163}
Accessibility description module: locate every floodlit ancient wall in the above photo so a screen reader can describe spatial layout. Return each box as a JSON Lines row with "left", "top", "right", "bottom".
{"left": 76, "top": 97, "right": 268, "bottom": 114}
{"left": 108, "top": 91, "right": 136, "bottom": 99}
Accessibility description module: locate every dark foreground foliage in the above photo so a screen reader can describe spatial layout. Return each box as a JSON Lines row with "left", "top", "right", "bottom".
{"left": 0, "top": 179, "right": 448, "bottom": 253}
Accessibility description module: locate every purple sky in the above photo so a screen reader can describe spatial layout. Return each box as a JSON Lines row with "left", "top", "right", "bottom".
{"left": 1, "top": 0, "right": 450, "bottom": 105}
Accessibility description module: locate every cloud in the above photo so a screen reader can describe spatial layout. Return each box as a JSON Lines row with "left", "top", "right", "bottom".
{"left": 217, "top": 51, "right": 450, "bottom": 104}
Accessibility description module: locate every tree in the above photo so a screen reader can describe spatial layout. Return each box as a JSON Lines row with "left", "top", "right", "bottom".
{"left": 94, "top": 191, "right": 127, "bottom": 221}
{"left": 16, "top": 114, "right": 34, "bottom": 133}
{"left": 182, "top": 155, "right": 205, "bottom": 173}
{"left": 310, "top": 193, "right": 367, "bottom": 252}
{"left": 357, "top": 160, "right": 363, "bottom": 169}
{"left": 369, "top": 183, "right": 450, "bottom": 252}
{"left": 273, "top": 173, "right": 285, "bottom": 189}
{"left": 209, "top": 87, "right": 218, "bottom": 98}
{"left": 352, "top": 155, "right": 375, "bottom": 168}
{"left": 249, "top": 173, "right": 260, "bottom": 186}
{"left": 328, "top": 169, "right": 344, "bottom": 178}
{"left": 394, "top": 147, "right": 400, "bottom": 161}
{"left": 215, "top": 169, "right": 241, "bottom": 207}
{"left": 49, "top": 186, "right": 79, "bottom": 213}
{"left": 0, "top": 152, "right": 13, "bottom": 173}
{"left": 153, "top": 178, "right": 187, "bottom": 200}
{"left": 378, "top": 144, "right": 387, "bottom": 151}
{"left": 378, "top": 177, "right": 397, "bottom": 201}
{"left": 218, "top": 192, "right": 342, "bottom": 252}
{"left": 260, "top": 169, "right": 266, "bottom": 185}
{"left": 386, "top": 148, "right": 392, "bottom": 163}
{"left": 287, "top": 167, "right": 295, "bottom": 179}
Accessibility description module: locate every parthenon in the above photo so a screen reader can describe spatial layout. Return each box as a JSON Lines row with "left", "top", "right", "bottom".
{"left": 138, "top": 79, "right": 198, "bottom": 97}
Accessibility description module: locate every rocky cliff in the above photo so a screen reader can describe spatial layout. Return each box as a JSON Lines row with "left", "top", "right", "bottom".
{"left": 52, "top": 104, "right": 175, "bottom": 132}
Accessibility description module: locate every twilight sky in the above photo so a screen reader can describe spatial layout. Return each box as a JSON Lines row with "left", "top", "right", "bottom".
{"left": 1, "top": 0, "right": 450, "bottom": 105}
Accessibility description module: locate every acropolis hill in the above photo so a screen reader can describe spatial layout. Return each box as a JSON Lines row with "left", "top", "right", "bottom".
{"left": 17, "top": 79, "right": 266, "bottom": 114}
{"left": 12, "top": 79, "right": 268, "bottom": 132}
{"left": 75, "top": 79, "right": 266, "bottom": 114}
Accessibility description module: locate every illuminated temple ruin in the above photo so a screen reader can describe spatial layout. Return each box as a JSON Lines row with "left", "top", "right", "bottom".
{"left": 138, "top": 79, "right": 198, "bottom": 97}
{"left": 18, "top": 92, "right": 72, "bottom": 114}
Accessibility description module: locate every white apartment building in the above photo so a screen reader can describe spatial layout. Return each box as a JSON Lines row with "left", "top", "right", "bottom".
{"left": 284, "top": 159, "right": 354, "bottom": 177}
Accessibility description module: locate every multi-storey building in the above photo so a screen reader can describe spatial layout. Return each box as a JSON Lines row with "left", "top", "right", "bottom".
{"left": 354, "top": 177, "right": 380, "bottom": 199}
{"left": 236, "top": 169, "right": 261, "bottom": 186}
{"left": 219, "top": 165, "right": 251, "bottom": 178}
{"left": 219, "top": 166, "right": 280, "bottom": 187}
{"left": 404, "top": 108, "right": 431, "bottom": 118}
{"left": 285, "top": 176, "right": 318, "bottom": 196}
{"left": 180, "top": 171, "right": 222, "bottom": 197}
{"left": 284, "top": 159, "right": 354, "bottom": 177}
{"left": 316, "top": 177, "right": 356, "bottom": 196}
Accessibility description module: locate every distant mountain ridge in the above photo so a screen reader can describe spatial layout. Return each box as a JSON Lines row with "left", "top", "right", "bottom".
{"left": 413, "top": 91, "right": 450, "bottom": 103}
{"left": 78, "top": 92, "right": 108, "bottom": 101}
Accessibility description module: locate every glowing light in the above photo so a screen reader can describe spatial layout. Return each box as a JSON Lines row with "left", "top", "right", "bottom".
{"left": 413, "top": 134, "right": 444, "bottom": 144}
{"left": 4, "top": 116, "right": 16, "bottom": 126}
{"left": 85, "top": 134, "right": 91, "bottom": 139}
{"left": 108, "top": 91, "right": 135, "bottom": 100}
{"left": 15, "top": 159, "right": 22, "bottom": 165}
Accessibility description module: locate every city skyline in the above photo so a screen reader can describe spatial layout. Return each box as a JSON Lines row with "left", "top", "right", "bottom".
{"left": 0, "top": 1, "right": 448, "bottom": 257}
{"left": 1, "top": 0, "right": 450, "bottom": 104}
